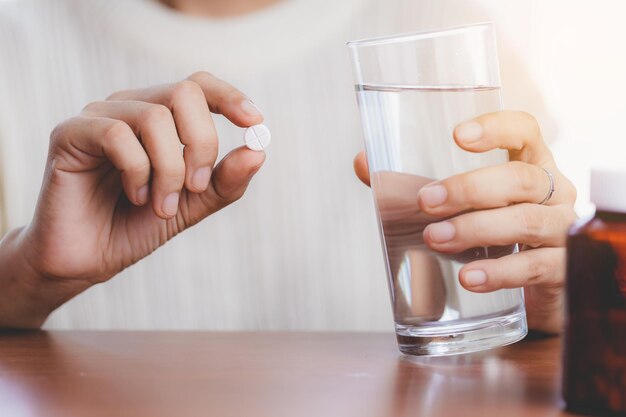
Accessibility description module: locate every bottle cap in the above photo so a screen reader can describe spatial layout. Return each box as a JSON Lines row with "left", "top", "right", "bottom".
{"left": 590, "top": 167, "right": 626, "bottom": 213}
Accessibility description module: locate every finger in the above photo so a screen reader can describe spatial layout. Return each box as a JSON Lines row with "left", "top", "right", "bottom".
{"left": 453, "top": 111, "right": 553, "bottom": 166}
{"left": 210, "top": 147, "right": 266, "bottom": 205}
{"left": 182, "top": 146, "right": 266, "bottom": 226}
{"left": 108, "top": 81, "right": 218, "bottom": 193}
{"left": 417, "top": 161, "right": 557, "bottom": 216}
{"left": 83, "top": 101, "right": 185, "bottom": 219}
{"left": 454, "top": 111, "right": 577, "bottom": 206}
{"left": 457, "top": 247, "right": 565, "bottom": 292}
{"left": 187, "top": 71, "right": 264, "bottom": 128}
{"left": 423, "top": 204, "right": 576, "bottom": 254}
{"left": 353, "top": 151, "right": 370, "bottom": 186}
{"left": 51, "top": 116, "right": 151, "bottom": 206}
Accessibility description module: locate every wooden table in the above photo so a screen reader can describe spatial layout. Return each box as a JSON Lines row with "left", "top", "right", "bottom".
{"left": 0, "top": 331, "right": 586, "bottom": 417}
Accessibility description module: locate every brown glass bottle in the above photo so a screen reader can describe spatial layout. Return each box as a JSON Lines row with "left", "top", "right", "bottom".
{"left": 564, "top": 169, "right": 626, "bottom": 415}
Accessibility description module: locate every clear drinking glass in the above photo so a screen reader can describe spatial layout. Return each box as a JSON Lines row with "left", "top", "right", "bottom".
{"left": 348, "top": 23, "right": 527, "bottom": 356}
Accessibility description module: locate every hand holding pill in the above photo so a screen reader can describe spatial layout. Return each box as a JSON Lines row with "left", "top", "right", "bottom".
{"left": 14, "top": 71, "right": 267, "bottom": 319}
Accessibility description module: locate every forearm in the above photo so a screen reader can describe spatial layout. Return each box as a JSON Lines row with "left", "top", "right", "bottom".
{"left": 0, "top": 227, "right": 81, "bottom": 328}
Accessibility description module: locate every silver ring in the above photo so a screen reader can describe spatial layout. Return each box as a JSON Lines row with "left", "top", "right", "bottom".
{"left": 538, "top": 167, "right": 555, "bottom": 205}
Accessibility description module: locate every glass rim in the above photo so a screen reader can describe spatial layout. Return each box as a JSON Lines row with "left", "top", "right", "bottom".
{"left": 347, "top": 21, "right": 495, "bottom": 48}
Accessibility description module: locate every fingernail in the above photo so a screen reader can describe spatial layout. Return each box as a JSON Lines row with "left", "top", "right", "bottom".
{"left": 427, "top": 221, "right": 455, "bottom": 243}
{"left": 464, "top": 270, "right": 487, "bottom": 286}
{"left": 241, "top": 100, "right": 263, "bottom": 118}
{"left": 162, "top": 192, "right": 180, "bottom": 216}
{"left": 419, "top": 184, "right": 447, "bottom": 208}
{"left": 192, "top": 167, "right": 211, "bottom": 191}
{"left": 137, "top": 185, "right": 149, "bottom": 205}
{"left": 455, "top": 121, "right": 483, "bottom": 143}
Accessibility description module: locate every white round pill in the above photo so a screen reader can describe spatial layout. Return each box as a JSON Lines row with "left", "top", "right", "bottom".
{"left": 244, "top": 124, "right": 271, "bottom": 151}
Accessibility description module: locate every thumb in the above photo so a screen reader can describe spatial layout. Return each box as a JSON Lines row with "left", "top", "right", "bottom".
{"left": 184, "top": 147, "right": 265, "bottom": 225}
{"left": 354, "top": 151, "right": 370, "bottom": 187}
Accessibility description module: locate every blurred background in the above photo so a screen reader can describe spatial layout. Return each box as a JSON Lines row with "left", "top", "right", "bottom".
{"left": 0, "top": 0, "right": 624, "bottom": 330}
{"left": 484, "top": 0, "right": 626, "bottom": 216}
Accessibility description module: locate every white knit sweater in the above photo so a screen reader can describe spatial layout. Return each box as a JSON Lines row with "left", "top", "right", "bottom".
{"left": 0, "top": 0, "right": 545, "bottom": 329}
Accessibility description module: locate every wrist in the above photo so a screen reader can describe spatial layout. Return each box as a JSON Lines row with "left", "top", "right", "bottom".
{"left": 0, "top": 227, "right": 84, "bottom": 328}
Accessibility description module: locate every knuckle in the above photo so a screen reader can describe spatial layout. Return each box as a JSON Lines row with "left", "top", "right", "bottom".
{"left": 519, "top": 111, "right": 541, "bottom": 137}
{"left": 549, "top": 249, "right": 567, "bottom": 283}
{"left": 186, "top": 141, "right": 216, "bottom": 161}
{"left": 455, "top": 175, "right": 481, "bottom": 206}
{"left": 459, "top": 218, "right": 492, "bottom": 248}
{"left": 106, "top": 89, "right": 130, "bottom": 101}
{"left": 527, "top": 255, "right": 546, "bottom": 284}
{"left": 520, "top": 205, "right": 545, "bottom": 243}
{"left": 125, "top": 159, "right": 151, "bottom": 177}
{"left": 187, "top": 71, "right": 214, "bottom": 83}
{"left": 50, "top": 117, "right": 75, "bottom": 143}
{"left": 142, "top": 104, "right": 172, "bottom": 125}
{"left": 81, "top": 101, "right": 105, "bottom": 114}
{"left": 464, "top": 214, "right": 485, "bottom": 243}
{"left": 543, "top": 206, "right": 577, "bottom": 246}
{"left": 561, "top": 176, "right": 577, "bottom": 204}
{"left": 103, "top": 120, "right": 133, "bottom": 143}
{"left": 478, "top": 111, "right": 499, "bottom": 130}
{"left": 510, "top": 161, "right": 537, "bottom": 194}
{"left": 170, "top": 80, "right": 203, "bottom": 103}
{"left": 159, "top": 159, "right": 186, "bottom": 182}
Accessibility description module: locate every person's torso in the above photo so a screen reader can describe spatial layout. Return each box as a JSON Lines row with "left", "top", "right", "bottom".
{"left": 0, "top": 0, "right": 543, "bottom": 330}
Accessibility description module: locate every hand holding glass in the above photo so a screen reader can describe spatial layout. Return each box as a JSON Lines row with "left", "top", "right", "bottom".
{"left": 349, "top": 23, "right": 527, "bottom": 356}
